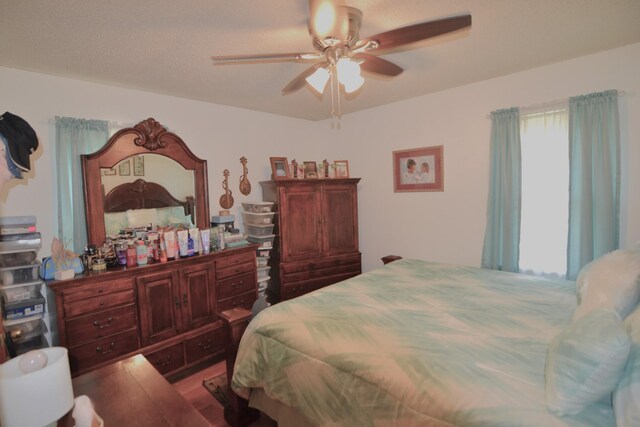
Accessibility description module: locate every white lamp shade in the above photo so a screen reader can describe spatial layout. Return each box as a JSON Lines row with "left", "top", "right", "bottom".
{"left": 342, "top": 75, "right": 364, "bottom": 93}
{"left": 305, "top": 66, "right": 330, "bottom": 94}
{"left": 0, "top": 347, "right": 75, "bottom": 427}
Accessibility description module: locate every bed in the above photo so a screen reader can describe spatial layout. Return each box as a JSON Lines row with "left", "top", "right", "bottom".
{"left": 229, "top": 257, "right": 640, "bottom": 427}
{"left": 102, "top": 178, "right": 195, "bottom": 234}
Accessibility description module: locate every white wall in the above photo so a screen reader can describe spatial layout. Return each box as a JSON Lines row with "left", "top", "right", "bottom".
{"left": 341, "top": 42, "right": 640, "bottom": 272}
{"left": 1, "top": 42, "right": 638, "bottom": 277}
{"left": 0, "top": 66, "right": 346, "bottom": 255}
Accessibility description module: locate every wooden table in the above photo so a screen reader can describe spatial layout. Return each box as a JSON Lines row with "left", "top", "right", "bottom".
{"left": 58, "top": 354, "right": 209, "bottom": 427}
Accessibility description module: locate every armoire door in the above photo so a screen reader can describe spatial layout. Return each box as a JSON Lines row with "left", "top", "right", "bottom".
{"left": 321, "top": 184, "right": 359, "bottom": 257}
{"left": 181, "top": 262, "right": 217, "bottom": 330}
{"left": 136, "top": 270, "right": 181, "bottom": 346}
{"left": 279, "top": 185, "right": 323, "bottom": 261}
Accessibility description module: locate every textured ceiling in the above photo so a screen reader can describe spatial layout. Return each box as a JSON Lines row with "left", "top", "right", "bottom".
{"left": 1, "top": 1, "right": 639, "bottom": 121}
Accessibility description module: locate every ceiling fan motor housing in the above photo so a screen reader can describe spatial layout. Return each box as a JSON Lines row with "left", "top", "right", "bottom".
{"left": 311, "top": 6, "right": 363, "bottom": 51}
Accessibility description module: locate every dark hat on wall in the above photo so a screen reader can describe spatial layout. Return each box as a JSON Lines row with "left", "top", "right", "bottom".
{"left": 0, "top": 112, "right": 39, "bottom": 173}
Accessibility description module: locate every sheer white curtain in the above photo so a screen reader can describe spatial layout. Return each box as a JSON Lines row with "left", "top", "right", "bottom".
{"left": 518, "top": 105, "right": 569, "bottom": 277}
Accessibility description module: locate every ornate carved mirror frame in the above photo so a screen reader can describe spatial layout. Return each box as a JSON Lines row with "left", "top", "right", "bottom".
{"left": 82, "top": 118, "right": 210, "bottom": 246}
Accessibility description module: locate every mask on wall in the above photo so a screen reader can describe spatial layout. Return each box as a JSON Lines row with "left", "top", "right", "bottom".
{"left": 0, "top": 112, "right": 39, "bottom": 191}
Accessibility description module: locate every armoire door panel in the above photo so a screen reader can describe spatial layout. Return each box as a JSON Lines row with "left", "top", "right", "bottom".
{"left": 181, "top": 263, "right": 216, "bottom": 330}
{"left": 322, "top": 185, "right": 359, "bottom": 256}
{"left": 279, "top": 187, "right": 323, "bottom": 261}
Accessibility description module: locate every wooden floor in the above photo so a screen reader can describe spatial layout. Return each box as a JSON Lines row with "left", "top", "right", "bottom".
{"left": 172, "top": 361, "right": 276, "bottom": 427}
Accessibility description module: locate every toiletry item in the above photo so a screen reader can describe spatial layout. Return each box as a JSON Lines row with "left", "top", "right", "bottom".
{"left": 189, "top": 228, "right": 200, "bottom": 254}
{"left": 187, "top": 233, "right": 194, "bottom": 257}
{"left": 200, "top": 229, "right": 211, "bottom": 255}
{"left": 159, "top": 234, "right": 168, "bottom": 263}
{"left": 116, "top": 242, "right": 127, "bottom": 266}
{"left": 126, "top": 241, "right": 137, "bottom": 267}
{"left": 177, "top": 230, "right": 189, "bottom": 257}
{"left": 217, "top": 226, "right": 226, "bottom": 251}
{"left": 164, "top": 230, "right": 176, "bottom": 259}
{"left": 136, "top": 239, "right": 148, "bottom": 265}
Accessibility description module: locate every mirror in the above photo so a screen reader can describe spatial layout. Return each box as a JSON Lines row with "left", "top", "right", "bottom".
{"left": 82, "top": 118, "right": 210, "bottom": 245}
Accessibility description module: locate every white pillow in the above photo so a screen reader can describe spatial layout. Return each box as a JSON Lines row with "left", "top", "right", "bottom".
{"left": 126, "top": 208, "right": 159, "bottom": 228}
{"left": 104, "top": 211, "right": 128, "bottom": 235}
{"left": 574, "top": 249, "right": 640, "bottom": 322}
{"left": 546, "top": 308, "right": 630, "bottom": 416}
{"left": 156, "top": 206, "right": 193, "bottom": 226}
{"left": 613, "top": 306, "right": 640, "bottom": 426}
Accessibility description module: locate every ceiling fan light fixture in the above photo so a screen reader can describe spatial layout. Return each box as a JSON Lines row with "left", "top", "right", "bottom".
{"left": 342, "top": 74, "right": 364, "bottom": 93}
{"left": 305, "top": 66, "right": 330, "bottom": 94}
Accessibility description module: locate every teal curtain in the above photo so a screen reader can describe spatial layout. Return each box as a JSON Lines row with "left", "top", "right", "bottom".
{"left": 566, "top": 90, "right": 620, "bottom": 279}
{"left": 55, "top": 117, "right": 109, "bottom": 253}
{"left": 482, "top": 108, "right": 522, "bottom": 272}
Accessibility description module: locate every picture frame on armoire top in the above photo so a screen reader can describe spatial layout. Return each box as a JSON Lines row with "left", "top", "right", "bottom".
{"left": 334, "top": 160, "right": 349, "bottom": 178}
{"left": 270, "top": 157, "right": 290, "bottom": 180}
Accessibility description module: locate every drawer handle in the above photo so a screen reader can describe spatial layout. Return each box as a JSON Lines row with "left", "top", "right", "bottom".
{"left": 93, "top": 317, "right": 113, "bottom": 329}
{"left": 232, "top": 299, "right": 245, "bottom": 308}
{"left": 175, "top": 297, "right": 181, "bottom": 309}
{"left": 96, "top": 342, "right": 115, "bottom": 355}
{"left": 99, "top": 300, "right": 105, "bottom": 307}
{"left": 182, "top": 293, "right": 188, "bottom": 307}
{"left": 98, "top": 287, "right": 104, "bottom": 294}
{"left": 198, "top": 339, "right": 213, "bottom": 350}
{"left": 231, "top": 280, "right": 244, "bottom": 289}
{"left": 154, "top": 355, "right": 173, "bottom": 367}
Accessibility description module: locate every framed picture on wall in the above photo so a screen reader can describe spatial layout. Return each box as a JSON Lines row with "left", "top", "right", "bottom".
{"left": 392, "top": 145, "right": 443, "bottom": 192}
{"left": 270, "top": 157, "right": 290, "bottom": 180}
{"left": 133, "top": 155, "right": 145, "bottom": 176}
{"left": 118, "top": 159, "right": 131, "bottom": 176}
{"left": 334, "top": 160, "right": 350, "bottom": 178}
{"left": 102, "top": 168, "right": 116, "bottom": 176}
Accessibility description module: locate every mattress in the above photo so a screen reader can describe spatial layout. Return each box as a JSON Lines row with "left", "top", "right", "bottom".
{"left": 231, "top": 259, "right": 615, "bottom": 426}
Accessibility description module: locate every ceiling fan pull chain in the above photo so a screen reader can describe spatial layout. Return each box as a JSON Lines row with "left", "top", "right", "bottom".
{"left": 330, "top": 64, "right": 341, "bottom": 121}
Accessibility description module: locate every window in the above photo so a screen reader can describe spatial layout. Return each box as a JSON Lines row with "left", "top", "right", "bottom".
{"left": 518, "top": 106, "right": 569, "bottom": 277}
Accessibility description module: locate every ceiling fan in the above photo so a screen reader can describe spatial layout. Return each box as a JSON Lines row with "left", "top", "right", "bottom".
{"left": 212, "top": 0, "right": 471, "bottom": 118}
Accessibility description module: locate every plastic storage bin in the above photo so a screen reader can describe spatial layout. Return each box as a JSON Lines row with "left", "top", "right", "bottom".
{"left": 13, "top": 333, "right": 49, "bottom": 356}
{"left": 257, "top": 276, "right": 270, "bottom": 291}
{"left": 1, "top": 281, "right": 42, "bottom": 303}
{"left": 247, "top": 234, "right": 275, "bottom": 249}
{"left": 245, "top": 224, "right": 275, "bottom": 237}
{"left": 0, "top": 232, "right": 42, "bottom": 252}
{"left": 0, "top": 261, "right": 41, "bottom": 286}
{"left": 257, "top": 266, "right": 270, "bottom": 280}
{"left": 2, "top": 290, "right": 45, "bottom": 319}
{"left": 242, "top": 202, "right": 274, "bottom": 213}
{"left": 241, "top": 212, "right": 275, "bottom": 225}
{"left": 256, "top": 256, "right": 270, "bottom": 267}
{"left": 4, "top": 316, "right": 47, "bottom": 343}
{"left": 257, "top": 249, "right": 271, "bottom": 257}
{"left": 0, "top": 250, "right": 37, "bottom": 267}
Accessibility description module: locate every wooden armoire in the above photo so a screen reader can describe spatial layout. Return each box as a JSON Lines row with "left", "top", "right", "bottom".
{"left": 260, "top": 178, "right": 361, "bottom": 302}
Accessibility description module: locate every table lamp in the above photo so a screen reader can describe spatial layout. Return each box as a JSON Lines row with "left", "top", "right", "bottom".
{"left": 0, "top": 347, "right": 75, "bottom": 427}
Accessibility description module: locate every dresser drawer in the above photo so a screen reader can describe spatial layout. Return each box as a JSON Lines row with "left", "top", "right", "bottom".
{"left": 215, "top": 252, "right": 255, "bottom": 279}
{"left": 216, "top": 272, "right": 256, "bottom": 300}
{"left": 283, "top": 263, "right": 360, "bottom": 282}
{"left": 144, "top": 342, "right": 185, "bottom": 376}
{"left": 68, "top": 329, "right": 139, "bottom": 374}
{"left": 281, "top": 254, "right": 361, "bottom": 274}
{"left": 66, "top": 304, "right": 137, "bottom": 346}
{"left": 217, "top": 291, "right": 255, "bottom": 312}
{"left": 63, "top": 277, "right": 133, "bottom": 304}
{"left": 185, "top": 328, "right": 224, "bottom": 365}
{"left": 64, "top": 289, "right": 134, "bottom": 317}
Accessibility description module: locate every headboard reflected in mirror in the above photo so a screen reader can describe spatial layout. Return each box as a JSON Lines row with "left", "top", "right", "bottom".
{"left": 82, "top": 118, "right": 209, "bottom": 246}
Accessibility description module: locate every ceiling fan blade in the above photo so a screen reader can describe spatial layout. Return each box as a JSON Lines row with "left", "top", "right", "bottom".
{"left": 212, "top": 52, "right": 323, "bottom": 65}
{"left": 361, "top": 14, "right": 471, "bottom": 52}
{"left": 353, "top": 53, "right": 403, "bottom": 77}
{"left": 282, "top": 62, "right": 326, "bottom": 95}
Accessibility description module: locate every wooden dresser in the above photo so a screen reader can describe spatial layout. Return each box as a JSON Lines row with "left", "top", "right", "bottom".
{"left": 260, "top": 178, "right": 361, "bottom": 302}
{"left": 47, "top": 245, "right": 258, "bottom": 377}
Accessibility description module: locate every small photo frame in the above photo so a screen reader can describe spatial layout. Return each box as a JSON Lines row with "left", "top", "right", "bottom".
{"left": 334, "top": 160, "right": 350, "bottom": 178}
{"left": 118, "top": 159, "right": 131, "bottom": 176}
{"left": 393, "top": 145, "right": 444, "bottom": 192}
{"left": 290, "top": 161, "right": 304, "bottom": 179}
{"left": 270, "top": 157, "right": 290, "bottom": 180}
{"left": 303, "top": 161, "right": 318, "bottom": 179}
{"left": 133, "top": 155, "right": 145, "bottom": 176}
{"left": 102, "top": 168, "right": 116, "bottom": 176}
